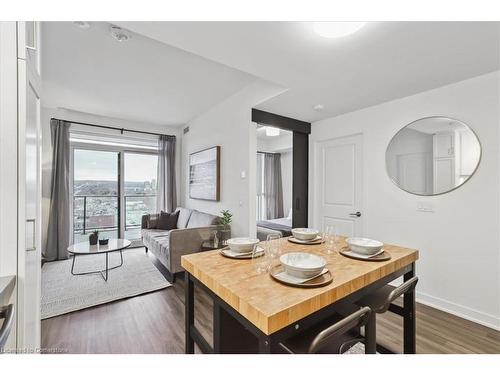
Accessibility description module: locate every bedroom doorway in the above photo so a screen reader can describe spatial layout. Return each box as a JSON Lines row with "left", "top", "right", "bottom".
{"left": 255, "top": 127, "right": 293, "bottom": 240}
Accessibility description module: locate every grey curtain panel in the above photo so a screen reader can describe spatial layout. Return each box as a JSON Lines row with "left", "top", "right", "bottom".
{"left": 45, "top": 119, "right": 71, "bottom": 261}
{"left": 264, "top": 153, "right": 284, "bottom": 220}
{"left": 157, "top": 135, "right": 177, "bottom": 213}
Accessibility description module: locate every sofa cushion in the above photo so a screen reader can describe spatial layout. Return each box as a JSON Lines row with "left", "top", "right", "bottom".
{"left": 176, "top": 207, "right": 193, "bottom": 229}
{"left": 157, "top": 210, "right": 179, "bottom": 230}
{"left": 149, "top": 234, "right": 171, "bottom": 269}
{"left": 186, "top": 210, "right": 220, "bottom": 228}
{"left": 142, "top": 229, "right": 169, "bottom": 245}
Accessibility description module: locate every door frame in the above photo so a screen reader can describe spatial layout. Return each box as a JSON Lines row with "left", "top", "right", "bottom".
{"left": 251, "top": 109, "right": 311, "bottom": 228}
{"left": 312, "top": 133, "right": 364, "bottom": 236}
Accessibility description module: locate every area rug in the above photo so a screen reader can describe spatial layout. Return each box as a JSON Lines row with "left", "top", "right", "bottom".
{"left": 41, "top": 248, "right": 171, "bottom": 319}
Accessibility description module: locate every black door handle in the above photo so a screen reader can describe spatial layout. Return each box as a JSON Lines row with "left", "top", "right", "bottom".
{"left": 349, "top": 212, "right": 362, "bottom": 217}
{"left": 0, "top": 304, "right": 14, "bottom": 351}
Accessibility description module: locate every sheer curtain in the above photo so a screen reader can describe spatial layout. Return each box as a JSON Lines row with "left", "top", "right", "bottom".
{"left": 258, "top": 152, "right": 284, "bottom": 220}
{"left": 157, "top": 135, "right": 177, "bottom": 213}
{"left": 45, "top": 119, "right": 71, "bottom": 261}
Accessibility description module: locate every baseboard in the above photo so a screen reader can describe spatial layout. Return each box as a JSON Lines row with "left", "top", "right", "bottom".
{"left": 416, "top": 291, "right": 500, "bottom": 331}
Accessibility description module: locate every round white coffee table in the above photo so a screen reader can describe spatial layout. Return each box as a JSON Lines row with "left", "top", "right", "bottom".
{"left": 67, "top": 239, "right": 131, "bottom": 281}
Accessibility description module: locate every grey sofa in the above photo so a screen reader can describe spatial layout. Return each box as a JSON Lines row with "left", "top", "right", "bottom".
{"left": 141, "top": 207, "right": 220, "bottom": 282}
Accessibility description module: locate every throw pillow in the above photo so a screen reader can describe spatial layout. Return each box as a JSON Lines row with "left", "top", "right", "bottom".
{"left": 157, "top": 210, "right": 179, "bottom": 230}
{"left": 146, "top": 214, "right": 159, "bottom": 229}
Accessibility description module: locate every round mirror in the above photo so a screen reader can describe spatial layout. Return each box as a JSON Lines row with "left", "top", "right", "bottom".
{"left": 386, "top": 117, "right": 481, "bottom": 195}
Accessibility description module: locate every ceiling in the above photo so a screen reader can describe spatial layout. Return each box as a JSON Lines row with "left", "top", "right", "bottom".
{"left": 118, "top": 21, "right": 500, "bottom": 123}
{"left": 41, "top": 22, "right": 256, "bottom": 126}
{"left": 42, "top": 22, "right": 500, "bottom": 127}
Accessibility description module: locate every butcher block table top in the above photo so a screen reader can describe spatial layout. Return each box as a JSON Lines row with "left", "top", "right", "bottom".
{"left": 181, "top": 236, "right": 419, "bottom": 335}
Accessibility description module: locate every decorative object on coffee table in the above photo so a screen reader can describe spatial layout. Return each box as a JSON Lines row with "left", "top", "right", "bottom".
{"left": 189, "top": 146, "right": 221, "bottom": 201}
{"left": 89, "top": 230, "right": 99, "bottom": 245}
{"left": 218, "top": 209, "right": 232, "bottom": 245}
{"left": 68, "top": 239, "right": 131, "bottom": 281}
{"left": 99, "top": 238, "right": 109, "bottom": 246}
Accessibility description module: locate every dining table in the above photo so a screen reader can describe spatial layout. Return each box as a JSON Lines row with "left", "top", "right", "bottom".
{"left": 181, "top": 236, "right": 419, "bottom": 354}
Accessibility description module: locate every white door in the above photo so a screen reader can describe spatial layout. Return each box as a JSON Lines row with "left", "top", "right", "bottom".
{"left": 397, "top": 152, "right": 432, "bottom": 194}
{"left": 17, "top": 21, "right": 42, "bottom": 351}
{"left": 315, "top": 134, "right": 363, "bottom": 237}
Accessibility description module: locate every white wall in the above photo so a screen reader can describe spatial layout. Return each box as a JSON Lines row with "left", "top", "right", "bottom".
{"left": 181, "top": 79, "right": 285, "bottom": 237}
{"left": 310, "top": 72, "right": 500, "bottom": 329}
{"left": 41, "top": 107, "right": 183, "bottom": 252}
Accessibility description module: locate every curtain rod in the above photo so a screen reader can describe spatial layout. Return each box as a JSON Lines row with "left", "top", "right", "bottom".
{"left": 51, "top": 118, "right": 176, "bottom": 139}
{"left": 257, "top": 151, "right": 280, "bottom": 155}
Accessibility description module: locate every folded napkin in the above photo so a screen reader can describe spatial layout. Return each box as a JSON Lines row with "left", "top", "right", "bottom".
{"left": 222, "top": 247, "right": 264, "bottom": 258}
{"left": 275, "top": 268, "right": 328, "bottom": 284}
{"left": 343, "top": 248, "right": 384, "bottom": 259}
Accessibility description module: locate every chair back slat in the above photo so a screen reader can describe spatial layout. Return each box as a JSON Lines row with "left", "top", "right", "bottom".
{"left": 378, "top": 277, "right": 418, "bottom": 313}
{"left": 308, "top": 307, "right": 372, "bottom": 353}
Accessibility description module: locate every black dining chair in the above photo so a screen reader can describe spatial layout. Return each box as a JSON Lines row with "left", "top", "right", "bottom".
{"left": 279, "top": 306, "right": 376, "bottom": 354}
{"left": 0, "top": 304, "right": 14, "bottom": 352}
{"left": 356, "top": 276, "right": 419, "bottom": 353}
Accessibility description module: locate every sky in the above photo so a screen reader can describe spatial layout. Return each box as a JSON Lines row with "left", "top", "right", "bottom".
{"left": 74, "top": 150, "right": 158, "bottom": 182}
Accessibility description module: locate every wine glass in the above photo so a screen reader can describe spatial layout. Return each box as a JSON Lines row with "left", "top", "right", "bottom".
{"left": 266, "top": 233, "right": 282, "bottom": 260}
{"left": 252, "top": 243, "right": 271, "bottom": 274}
{"left": 323, "top": 225, "right": 338, "bottom": 254}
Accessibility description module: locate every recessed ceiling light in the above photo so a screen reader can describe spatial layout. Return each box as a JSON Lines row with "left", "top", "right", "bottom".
{"left": 313, "top": 22, "right": 366, "bottom": 38}
{"left": 73, "top": 21, "right": 90, "bottom": 29}
{"left": 313, "top": 104, "right": 325, "bottom": 111}
{"left": 265, "top": 127, "right": 280, "bottom": 137}
{"left": 110, "top": 25, "right": 132, "bottom": 42}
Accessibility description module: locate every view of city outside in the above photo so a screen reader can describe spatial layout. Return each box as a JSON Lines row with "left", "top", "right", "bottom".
{"left": 73, "top": 149, "right": 158, "bottom": 243}
{"left": 124, "top": 152, "right": 158, "bottom": 240}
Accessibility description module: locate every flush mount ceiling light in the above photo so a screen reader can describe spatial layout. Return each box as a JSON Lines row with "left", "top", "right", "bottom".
{"left": 313, "top": 104, "right": 325, "bottom": 111}
{"left": 313, "top": 22, "right": 366, "bottom": 38}
{"left": 265, "top": 126, "right": 280, "bottom": 137}
{"left": 110, "top": 25, "right": 132, "bottom": 42}
{"left": 73, "top": 21, "right": 90, "bottom": 29}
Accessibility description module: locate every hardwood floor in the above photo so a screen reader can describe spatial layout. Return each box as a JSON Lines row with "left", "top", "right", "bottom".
{"left": 41, "top": 258, "right": 500, "bottom": 354}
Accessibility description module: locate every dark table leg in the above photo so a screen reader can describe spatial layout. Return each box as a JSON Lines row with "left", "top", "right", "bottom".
{"left": 403, "top": 263, "right": 416, "bottom": 354}
{"left": 185, "top": 272, "right": 195, "bottom": 354}
{"left": 258, "top": 337, "right": 271, "bottom": 353}
{"left": 71, "top": 255, "right": 77, "bottom": 275}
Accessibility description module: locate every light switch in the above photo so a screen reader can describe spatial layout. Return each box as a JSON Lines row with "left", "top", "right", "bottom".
{"left": 240, "top": 171, "right": 246, "bottom": 179}
{"left": 417, "top": 201, "right": 434, "bottom": 212}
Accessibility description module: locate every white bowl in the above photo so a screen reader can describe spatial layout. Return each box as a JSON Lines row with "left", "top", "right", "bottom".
{"left": 291, "top": 228, "right": 319, "bottom": 241}
{"left": 226, "top": 237, "right": 260, "bottom": 253}
{"left": 280, "top": 252, "right": 326, "bottom": 278}
{"left": 346, "top": 237, "right": 383, "bottom": 255}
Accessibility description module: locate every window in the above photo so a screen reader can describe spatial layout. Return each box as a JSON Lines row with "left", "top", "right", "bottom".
{"left": 124, "top": 153, "right": 158, "bottom": 240}
{"left": 73, "top": 149, "right": 119, "bottom": 242}
{"left": 71, "top": 128, "right": 159, "bottom": 245}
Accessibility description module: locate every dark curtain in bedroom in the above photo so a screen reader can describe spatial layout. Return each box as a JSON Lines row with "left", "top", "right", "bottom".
{"left": 264, "top": 153, "right": 284, "bottom": 220}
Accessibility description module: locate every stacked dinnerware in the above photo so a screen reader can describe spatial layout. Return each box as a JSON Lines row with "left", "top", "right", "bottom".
{"left": 279, "top": 252, "right": 326, "bottom": 278}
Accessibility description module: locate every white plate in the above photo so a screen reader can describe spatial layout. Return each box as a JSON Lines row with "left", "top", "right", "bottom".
{"left": 273, "top": 268, "right": 329, "bottom": 285}
{"left": 280, "top": 252, "right": 326, "bottom": 278}
{"left": 288, "top": 235, "right": 324, "bottom": 244}
{"left": 346, "top": 237, "right": 384, "bottom": 255}
{"left": 220, "top": 246, "right": 264, "bottom": 259}
{"left": 291, "top": 228, "right": 319, "bottom": 241}
{"left": 226, "top": 237, "right": 260, "bottom": 253}
{"left": 342, "top": 248, "right": 385, "bottom": 260}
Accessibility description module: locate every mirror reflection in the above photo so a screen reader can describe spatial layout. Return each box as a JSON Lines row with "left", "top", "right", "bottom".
{"left": 386, "top": 117, "right": 481, "bottom": 195}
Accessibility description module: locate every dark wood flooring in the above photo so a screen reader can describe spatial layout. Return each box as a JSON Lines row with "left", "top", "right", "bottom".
{"left": 41, "top": 251, "right": 500, "bottom": 354}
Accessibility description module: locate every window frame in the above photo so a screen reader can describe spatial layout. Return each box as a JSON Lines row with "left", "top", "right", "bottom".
{"left": 70, "top": 139, "right": 159, "bottom": 246}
